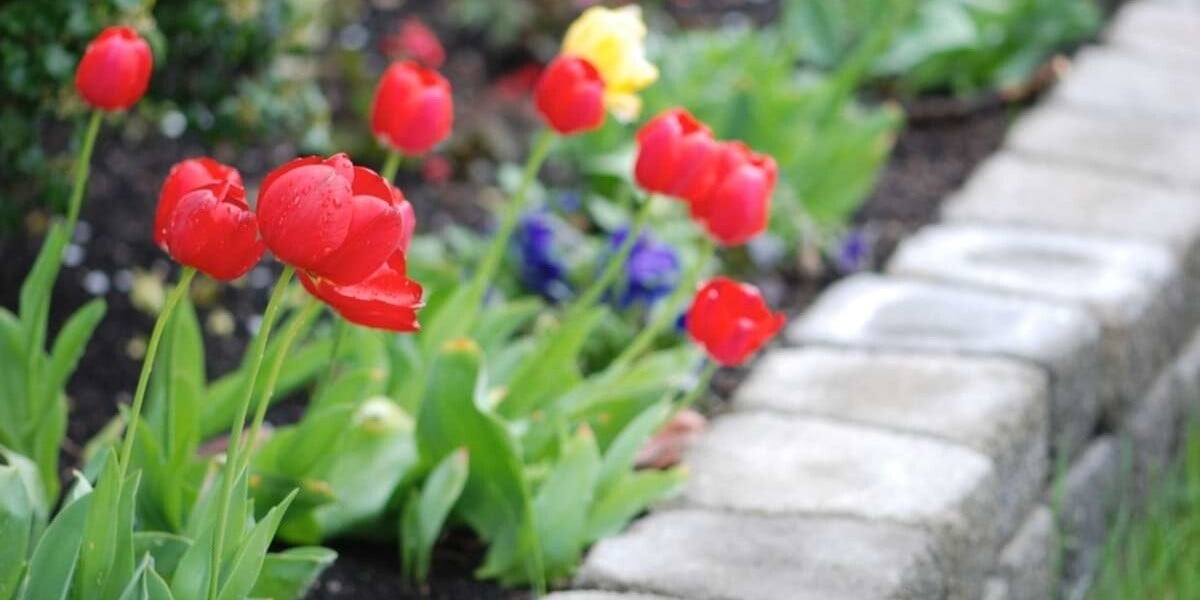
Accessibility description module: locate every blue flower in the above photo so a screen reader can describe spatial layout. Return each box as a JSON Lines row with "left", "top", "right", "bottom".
{"left": 517, "top": 213, "right": 572, "bottom": 302}
{"left": 608, "top": 228, "right": 680, "bottom": 308}
{"left": 835, "top": 227, "right": 872, "bottom": 274}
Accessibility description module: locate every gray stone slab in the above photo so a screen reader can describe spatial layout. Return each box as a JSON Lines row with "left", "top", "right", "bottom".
{"left": 545, "top": 593, "right": 677, "bottom": 600}
{"left": 1054, "top": 437, "right": 1119, "bottom": 600}
{"left": 788, "top": 274, "right": 1104, "bottom": 459}
{"left": 677, "top": 412, "right": 995, "bottom": 598}
{"left": 888, "top": 223, "right": 1188, "bottom": 418}
{"left": 995, "top": 505, "right": 1058, "bottom": 600}
{"left": 941, "top": 153, "right": 1200, "bottom": 265}
{"left": 735, "top": 347, "right": 1047, "bottom": 545}
{"left": 1107, "top": 1, "right": 1200, "bottom": 72}
{"left": 1005, "top": 104, "right": 1200, "bottom": 189}
{"left": 1051, "top": 46, "right": 1200, "bottom": 120}
{"left": 982, "top": 579, "right": 1010, "bottom": 600}
{"left": 577, "top": 509, "right": 946, "bottom": 600}
{"left": 1123, "top": 365, "right": 1185, "bottom": 497}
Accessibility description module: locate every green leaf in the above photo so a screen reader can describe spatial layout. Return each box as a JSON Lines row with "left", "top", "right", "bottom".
{"left": 215, "top": 491, "right": 297, "bottom": 600}
{"left": 19, "top": 223, "right": 69, "bottom": 351}
{"left": 46, "top": 299, "right": 105, "bottom": 397}
{"left": 24, "top": 491, "right": 92, "bottom": 600}
{"left": 0, "top": 461, "right": 36, "bottom": 598}
{"left": 76, "top": 456, "right": 129, "bottom": 597}
{"left": 250, "top": 547, "right": 336, "bottom": 600}
{"left": 276, "top": 404, "right": 357, "bottom": 477}
{"left": 498, "top": 308, "right": 605, "bottom": 418}
{"left": 533, "top": 426, "right": 601, "bottom": 580}
{"left": 402, "top": 448, "right": 468, "bottom": 582}
{"left": 585, "top": 469, "right": 686, "bottom": 544}
{"left": 132, "top": 532, "right": 192, "bottom": 582}
{"left": 596, "top": 402, "right": 672, "bottom": 495}
{"left": 416, "top": 341, "right": 541, "bottom": 584}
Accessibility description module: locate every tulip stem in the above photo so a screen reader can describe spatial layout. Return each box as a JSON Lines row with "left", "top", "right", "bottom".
{"left": 242, "top": 295, "right": 322, "bottom": 478}
{"left": 117, "top": 266, "right": 196, "bottom": 482}
{"left": 208, "top": 266, "right": 294, "bottom": 600}
{"left": 608, "top": 236, "right": 714, "bottom": 374}
{"left": 467, "top": 129, "right": 556, "bottom": 313}
{"left": 674, "top": 360, "right": 717, "bottom": 415}
{"left": 317, "top": 316, "right": 350, "bottom": 399}
{"left": 569, "top": 193, "right": 655, "bottom": 316}
{"left": 66, "top": 111, "right": 103, "bottom": 237}
{"left": 381, "top": 150, "right": 404, "bottom": 182}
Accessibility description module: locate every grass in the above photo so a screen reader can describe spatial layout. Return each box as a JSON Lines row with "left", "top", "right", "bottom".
{"left": 1090, "top": 414, "right": 1200, "bottom": 599}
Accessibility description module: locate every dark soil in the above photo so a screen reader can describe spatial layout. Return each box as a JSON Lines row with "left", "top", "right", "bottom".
{"left": 0, "top": 2, "right": 1023, "bottom": 599}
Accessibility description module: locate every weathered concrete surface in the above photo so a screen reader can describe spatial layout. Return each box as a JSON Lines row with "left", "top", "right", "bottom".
{"left": 888, "top": 223, "right": 1188, "bottom": 418}
{"left": 994, "top": 506, "right": 1058, "bottom": 600}
{"left": 544, "top": 593, "right": 677, "bottom": 600}
{"left": 1123, "top": 366, "right": 1185, "bottom": 497}
{"left": 1005, "top": 105, "right": 1200, "bottom": 189}
{"left": 677, "top": 412, "right": 995, "bottom": 597}
{"left": 940, "top": 153, "right": 1200, "bottom": 280}
{"left": 788, "top": 274, "right": 1103, "bottom": 459}
{"left": 1106, "top": 1, "right": 1200, "bottom": 72}
{"left": 1055, "top": 437, "right": 1120, "bottom": 600}
{"left": 577, "top": 509, "right": 946, "bottom": 600}
{"left": 735, "top": 347, "right": 1047, "bottom": 544}
{"left": 1051, "top": 46, "right": 1200, "bottom": 120}
{"left": 982, "top": 579, "right": 1010, "bottom": 600}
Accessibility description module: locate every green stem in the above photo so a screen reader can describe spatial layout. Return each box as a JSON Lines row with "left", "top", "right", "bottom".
{"left": 241, "top": 296, "right": 322, "bottom": 474}
{"left": 208, "top": 266, "right": 294, "bottom": 600}
{"left": 381, "top": 150, "right": 403, "bottom": 182}
{"left": 118, "top": 267, "right": 196, "bottom": 481}
{"left": 674, "top": 360, "right": 717, "bottom": 415}
{"left": 466, "top": 129, "right": 556, "bottom": 310}
{"left": 609, "top": 237, "right": 715, "bottom": 374}
{"left": 568, "top": 194, "right": 656, "bottom": 316}
{"left": 315, "top": 316, "right": 350, "bottom": 401}
{"left": 66, "top": 111, "right": 103, "bottom": 236}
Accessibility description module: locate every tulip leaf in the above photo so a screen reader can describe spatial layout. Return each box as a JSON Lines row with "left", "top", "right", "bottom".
{"left": 24, "top": 488, "right": 92, "bottom": 600}
{"left": 498, "top": 308, "right": 605, "bottom": 419}
{"left": 532, "top": 426, "right": 601, "bottom": 580}
{"left": 18, "top": 222, "right": 68, "bottom": 350}
{"left": 0, "top": 457, "right": 38, "bottom": 598}
{"left": 585, "top": 468, "right": 686, "bottom": 544}
{"left": 250, "top": 547, "right": 336, "bottom": 600}
{"left": 401, "top": 448, "right": 468, "bottom": 582}
{"left": 215, "top": 491, "right": 297, "bottom": 600}
{"left": 132, "top": 532, "right": 192, "bottom": 582}
{"left": 276, "top": 404, "right": 357, "bottom": 477}
{"left": 46, "top": 299, "right": 105, "bottom": 402}
{"left": 595, "top": 401, "right": 672, "bottom": 495}
{"left": 75, "top": 455, "right": 140, "bottom": 599}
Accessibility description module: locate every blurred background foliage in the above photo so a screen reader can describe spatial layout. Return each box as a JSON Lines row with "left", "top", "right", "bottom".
{"left": 0, "top": 0, "right": 331, "bottom": 228}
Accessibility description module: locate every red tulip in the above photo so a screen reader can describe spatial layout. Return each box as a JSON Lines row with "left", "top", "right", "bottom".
{"left": 299, "top": 251, "right": 423, "bottom": 332}
{"left": 155, "top": 158, "right": 243, "bottom": 250}
{"left": 159, "top": 181, "right": 264, "bottom": 281}
{"left": 382, "top": 17, "right": 445, "bottom": 68}
{"left": 534, "top": 55, "right": 605, "bottom": 136}
{"left": 257, "top": 154, "right": 411, "bottom": 286}
{"left": 689, "top": 141, "right": 777, "bottom": 246}
{"left": 74, "top": 26, "right": 153, "bottom": 111}
{"left": 371, "top": 61, "right": 454, "bottom": 155}
{"left": 634, "top": 108, "right": 720, "bottom": 202}
{"left": 685, "top": 277, "right": 785, "bottom": 367}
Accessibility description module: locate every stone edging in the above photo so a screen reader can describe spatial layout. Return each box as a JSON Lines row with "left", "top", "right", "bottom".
{"left": 553, "top": 2, "right": 1200, "bottom": 598}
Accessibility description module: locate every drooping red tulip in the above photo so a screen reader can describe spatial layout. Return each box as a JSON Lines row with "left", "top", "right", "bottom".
{"left": 160, "top": 181, "right": 264, "bottom": 281}
{"left": 685, "top": 277, "right": 785, "bottom": 367}
{"left": 634, "top": 108, "right": 721, "bottom": 202}
{"left": 74, "top": 26, "right": 153, "bottom": 111}
{"left": 689, "top": 141, "right": 777, "bottom": 246}
{"left": 299, "top": 250, "right": 423, "bottom": 332}
{"left": 534, "top": 55, "right": 606, "bottom": 136}
{"left": 257, "top": 154, "right": 409, "bottom": 286}
{"left": 370, "top": 61, "right": 454, "bottom": 155}
{"left": 155, "top": 158, "right": 243, "bottom": 250}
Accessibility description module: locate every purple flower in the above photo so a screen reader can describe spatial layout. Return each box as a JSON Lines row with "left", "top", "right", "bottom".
{"left": 517, "top": 213, "right": 571, "bottom": 302}
{"left": 608, "top": 228, "right": 680, "bottom": 308}
{"left": 835, "top": 227, "right": 872, "bottom": 274}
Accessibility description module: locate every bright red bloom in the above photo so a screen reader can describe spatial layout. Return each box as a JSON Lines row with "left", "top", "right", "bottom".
{"left": 689, "top": 141, "right": 777, "bottom": 246}
{"left": 160, "top": 181, "right": 264, "bottom": 281}
{"left": 371, "top": 61, "right": 454, "bottom": 155}
{"left": 534, "top": 55, "right": 605, "bottom": 136}
{"left": 257, "top": 154, "right": 411, "bottom": 286}
{"left": 685, "top": 277, "right": 785, "bottom": 367}
{"left": 74, "top": 26, "right": 153, "bottom": 111}
{"left": 299, "top": 251, "right": 423, "bottom": 332}
{"left": 382, "top": 17, "right": 445, "bottom": 68}
{"left": 155, "top": 158, "right": 243, "bottom": 249}
{"left": 634, "top": 108, "right": 721, "bottom": 202}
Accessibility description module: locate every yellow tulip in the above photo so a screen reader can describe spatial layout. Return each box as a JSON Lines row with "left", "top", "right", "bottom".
{"left": 562, "top": 5, "right": 658, "bottom": 121}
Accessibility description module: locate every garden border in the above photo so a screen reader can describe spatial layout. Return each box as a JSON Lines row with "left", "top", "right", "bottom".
{"left": 552, "top": 1, "right": 1200, "bottom": 598}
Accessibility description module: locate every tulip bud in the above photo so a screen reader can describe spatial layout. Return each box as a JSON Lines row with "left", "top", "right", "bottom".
{"left": 160, "top": 181, "right": 265, "bottom": 281}
{"left": 685, "top": 277, "right": 785, "bottom": 366}
{"left": 690, "top": 142, "right": 778, "bottom": 246}
{"left": 257, "top": 154, "right": 408, "bottom": 286}
{"left": 534, "top": 55, "right": 606, "bottom": 136}
{"left": 370, "top": 61, "right": 454, "bottom": 155}
{"left": 155, "top": 158, "right": 243, "bottom": 250}
{"left": 634, "top": 108, "right": 720, "bottom": 202}
{"left": 74, "top": 26, "right": 153, "bottom": 112}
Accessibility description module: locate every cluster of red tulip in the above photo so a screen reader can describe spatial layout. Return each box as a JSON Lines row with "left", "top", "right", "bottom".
{"left": 76, "top": 17, "right": 781, "bottom": 366}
